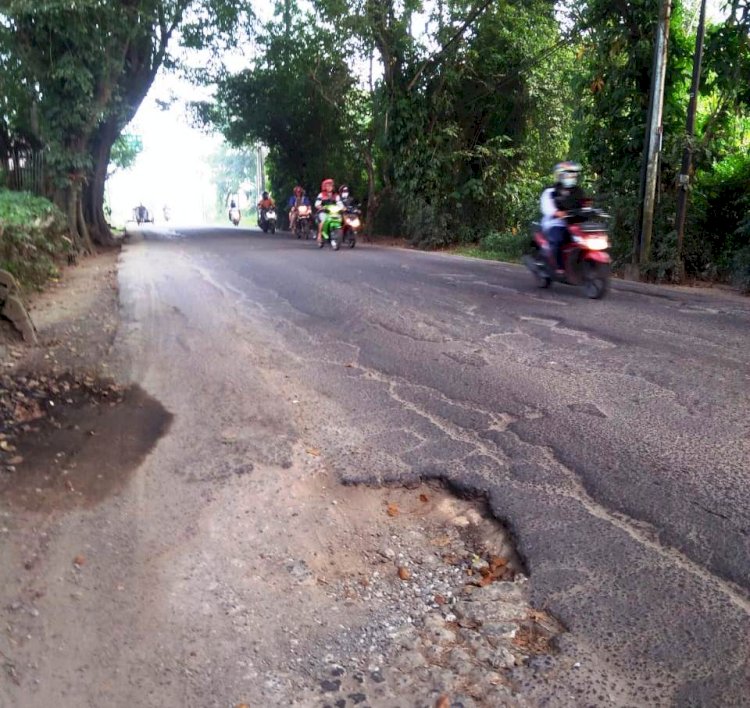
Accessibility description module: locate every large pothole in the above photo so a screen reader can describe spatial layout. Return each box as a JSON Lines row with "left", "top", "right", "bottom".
{"left": 246, "top": 447, "right": 566, "bottom": 707}
{"left": 0, "top": 372, "right": 171, "bottom": 511}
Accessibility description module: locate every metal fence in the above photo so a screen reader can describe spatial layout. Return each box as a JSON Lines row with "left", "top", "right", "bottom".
{"left": 1, "top": 147, "right": 45, "bottom": 195}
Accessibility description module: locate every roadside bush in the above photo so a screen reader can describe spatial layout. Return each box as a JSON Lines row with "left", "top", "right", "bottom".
{"left": 731, "top": 245, "right": 750, "bottom": 293}
{"left": 479, "top": 229, "right": 526, "bottom": 262}
{"left": 0, "top": 190, "right": 72, "bottom": 290}
{"left": 458, "top": 229, "right": 526, "bottom": 263}
{"left": 403, "top": 198, "right": 453, "bottom": 249}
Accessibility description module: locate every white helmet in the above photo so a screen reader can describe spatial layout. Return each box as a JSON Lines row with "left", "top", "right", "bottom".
{"left": 554, "top": 161, "right": 582, "bottom": 188}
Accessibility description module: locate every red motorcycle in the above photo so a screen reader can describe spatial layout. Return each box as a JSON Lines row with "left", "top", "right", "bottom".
{"left": 523, "top": 207, "right": 611, "bottom": 299}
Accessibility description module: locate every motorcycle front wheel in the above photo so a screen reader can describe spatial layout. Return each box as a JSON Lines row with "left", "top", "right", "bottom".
{"left": 583, "top": 261, "right": 609, "bottom": 299}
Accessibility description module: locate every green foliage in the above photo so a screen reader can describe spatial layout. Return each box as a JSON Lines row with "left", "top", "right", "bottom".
{"left": 0, "top": 189, "right": 71, "bottom": 289}
{"left": 570, "top": 0, "right": 692, "bottom": 261}
{"left": 731, "top": 245, "right": 750, "bottom": 293}
{"left": 0, "top": 0, "right": 253, "bottom": 247}
{"left": 459, "top": 229, "right": 526, "bottom": 263}
{"left": 196, "top": 3, "right": 366, "bottom": 214}
{"left": 688, "top": 151, "right": 750, "bottom": 276}
{"left": 108, "top": 133, "right": 143, "bottom": 178}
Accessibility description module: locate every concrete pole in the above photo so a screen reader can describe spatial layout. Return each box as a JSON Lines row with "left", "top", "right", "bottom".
{"left": 638, "top": 0, "right": 672, "bottom": 266}
{"left": 675, "top": 0, "right": 707, "bottom": 279}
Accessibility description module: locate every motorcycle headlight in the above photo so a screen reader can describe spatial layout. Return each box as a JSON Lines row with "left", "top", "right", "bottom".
{"left": 348, "top": 217, "right": 361, "bottom": 228}
{"left": 584, "top": 237, "right": 609, "bottom": 250}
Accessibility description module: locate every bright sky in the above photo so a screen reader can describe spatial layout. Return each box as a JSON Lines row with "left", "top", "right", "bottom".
{"left": 106, "top": 73, "right": 222, "bottom": 227}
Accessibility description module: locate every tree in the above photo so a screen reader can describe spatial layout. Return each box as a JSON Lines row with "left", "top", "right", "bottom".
{"left": 0, "top": 0, "right": 252, "bottom": 249}
{"left": 108, "top": 133, "right": 144, "bottom": 178}
{"left": 196, "top": 1, "right": 366, "bottom": 219}
{"left": 567, "top": 0, "right": 693, "bottom": 270}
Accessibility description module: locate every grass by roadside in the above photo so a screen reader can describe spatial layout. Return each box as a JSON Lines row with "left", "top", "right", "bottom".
{"left": 0, "top": 189, "right": 72, "bottom": 290}
{"left": 453, "top": 229, "right": 526, "bottom": 264}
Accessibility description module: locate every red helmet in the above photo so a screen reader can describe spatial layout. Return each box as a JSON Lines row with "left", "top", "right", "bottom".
{"left": 321, "top": 178, "right": 334, "bottom": 192}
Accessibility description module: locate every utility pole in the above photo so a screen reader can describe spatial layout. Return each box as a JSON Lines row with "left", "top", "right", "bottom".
{"left": 674, "top": 0, "right": 707, "bottom": 279}
{"left": 635, "top": 0, "right": 672, "bottom": 268}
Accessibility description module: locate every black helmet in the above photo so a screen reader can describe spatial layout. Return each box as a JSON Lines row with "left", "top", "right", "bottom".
{"left": 262, "top": 191, "right": 269, "bottom": 199}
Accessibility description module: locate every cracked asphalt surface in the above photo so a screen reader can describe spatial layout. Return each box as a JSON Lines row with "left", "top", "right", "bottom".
{"left": 132, "top": 225, "right": 749, "bottom": 705}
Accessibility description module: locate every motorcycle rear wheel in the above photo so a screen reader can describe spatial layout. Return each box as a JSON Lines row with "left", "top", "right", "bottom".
{"left": 529, "top": 249, "right": 551, "bottom": 288}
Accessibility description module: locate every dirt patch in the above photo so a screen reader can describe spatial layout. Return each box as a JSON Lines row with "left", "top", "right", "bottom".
{"left": 0, "top": 373, "right": 171, "bottom": 511}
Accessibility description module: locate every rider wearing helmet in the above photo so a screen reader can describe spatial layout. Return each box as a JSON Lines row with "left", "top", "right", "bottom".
{"left": 540, "top": 162, "right": 586, "bottom": 275}
{"left": 338, "top": 184, "right": 355, "bottom": 209}
{"left": 314, "top": 178, "right": 342, "bottom": 247}
{"left": 257, "top": 191, "right": 275, "bottom": 228}
{"left": 257, "top": 191, "right": 275, "bottom": 210}
{"left": 287, "top": 185, "right": 310, "bottom": 232}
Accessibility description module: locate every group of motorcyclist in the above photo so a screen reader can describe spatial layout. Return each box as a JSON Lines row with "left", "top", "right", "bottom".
{"left": 238, "top": 162, "right": 590, "bottom": 275}
{"left": 249, "top": 179, "right": 358, "bottom": 247}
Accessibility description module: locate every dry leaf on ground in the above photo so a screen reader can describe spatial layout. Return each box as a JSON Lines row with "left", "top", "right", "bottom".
{"left": 398, "top": 566, "right": 411, "bottom": 581}
{"left": 305, "top": 447, "right": 321, "bottom": 457}
{"left": 386, "top": 503, "right": 399, "bottom": 517}
{"left": 419, "top": 493, "right": 429, "bottom": 503}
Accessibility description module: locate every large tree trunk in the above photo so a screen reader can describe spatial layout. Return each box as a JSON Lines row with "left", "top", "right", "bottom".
{"left": 61, "top": 183, "right": 94, "bottom": 255}
{"left": 84, "top": 119, "right": 119, "bottom": 246}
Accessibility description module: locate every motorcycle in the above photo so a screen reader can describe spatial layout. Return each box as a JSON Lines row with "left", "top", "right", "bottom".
{"left": 319, "top": 203, "right": 344, "bottom": 250}
{"left": 295, "top": 204, "right": 313, "bottom": 239}
{"left": 134, "top": 205, "right": 149, "bottom": 225}
{"left": 341, "top": 205, "right": 362, "bottom": 248}
{"left": 229, "top": 207, "right": 241, "bottom": 226}
{"left": 522, "top": 207, "right": 611, "bottom": 299}
{"left": 259, "top": 207, "right": 277, "bottom": 234}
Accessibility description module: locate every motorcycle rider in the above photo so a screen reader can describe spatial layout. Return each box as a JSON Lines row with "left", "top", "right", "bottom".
{"left": 540, "top": 162, "right": 586, "bottom": 275}
{"left": 314, "top": 178, "right": 342, "bottom": 247}
{"left": 228, "top": 198, "right": 241, "bottom": 222}
{"left": 257, "top": 191, "right": 275, "bottom": 227}
{"left": 287, "top": 185, "right": 310, "bottom": 232}
{"left": 339, "top": 184, "right": 355, "bottom": 209}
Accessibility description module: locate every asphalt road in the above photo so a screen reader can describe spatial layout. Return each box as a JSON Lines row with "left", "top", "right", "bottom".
{"left": 133, "top": 225, "right": 750, "bottom": 705}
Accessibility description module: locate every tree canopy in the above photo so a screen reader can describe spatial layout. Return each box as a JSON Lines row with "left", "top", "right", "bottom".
{"left": 0, "top": 0, "right": 252, "bottom": 248}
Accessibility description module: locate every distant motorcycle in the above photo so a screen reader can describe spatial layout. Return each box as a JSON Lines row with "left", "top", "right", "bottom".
{"left": 522, "top": 207, "right": 611, "bottom": 299}
{"left": 259, "top": 207, "right": 277, "bottom": 234}
{"left": 342, "top": 205, "right": 362, "bottom": 248}
{"left": 295, "top": 204, "right": 313, "bottom": 239}
{"left": 134, "top": 205, "right": 149, "bottom": 225}
{"left": 229, "top": 207, "right": 241, "bottom": 226}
